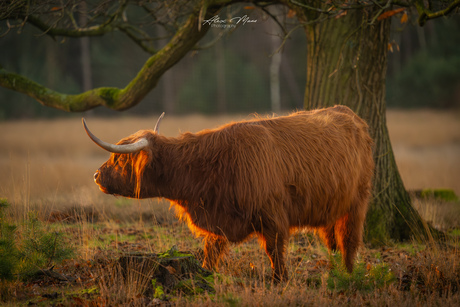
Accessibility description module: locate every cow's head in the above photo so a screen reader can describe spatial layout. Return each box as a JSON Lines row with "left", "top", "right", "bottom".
{"left": 82, "top": 113, "right": 164, "bottom": 198}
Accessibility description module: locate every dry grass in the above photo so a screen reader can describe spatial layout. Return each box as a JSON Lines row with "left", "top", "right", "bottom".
{"left": 1, "top": 110, "right": 460, "bottom": 305}
{"left": 387, "top": 109, "right": 460, "bottom": 196}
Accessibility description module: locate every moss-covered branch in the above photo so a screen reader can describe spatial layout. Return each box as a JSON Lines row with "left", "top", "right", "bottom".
{"left": 414, "top": 0, "right": 460, "bottom": 26}
{"left": 0, "top": 4, "right": 220, "bottom": 112}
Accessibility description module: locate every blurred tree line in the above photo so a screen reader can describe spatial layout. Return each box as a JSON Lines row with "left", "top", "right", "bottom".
{"left": 387, "top": 18, "right": 460, "bottom": 109}
{"left": 0, "top": 11, "right": 458, "bottom": 119}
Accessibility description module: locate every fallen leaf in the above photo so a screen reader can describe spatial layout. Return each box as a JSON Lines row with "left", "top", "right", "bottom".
{"left": 388, "top": 43, "right": 394, "bottom": 52}
{"left": 72, "top": 297, "right": 87, "bottom": 305}
{"left": 400, "top": 12, "right": 408, "bottom": 23}
{"left": 315, "top": 260, "right": 328, "bottom": 267}
{"left": 287, "top": 9, "right": 297, "bottom": 18}
{"left": 377, "top": 8, "right": 405, "bottom": 21}
{"left": 335, "top": 10, "right": 347, "bottom": 19}
{"left": 165, "top": 266, "right": 176, "bottom": 275}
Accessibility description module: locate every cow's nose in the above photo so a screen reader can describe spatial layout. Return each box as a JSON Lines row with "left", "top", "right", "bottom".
{"left": 94, "top": 170, "right": 100, "bottom": 181}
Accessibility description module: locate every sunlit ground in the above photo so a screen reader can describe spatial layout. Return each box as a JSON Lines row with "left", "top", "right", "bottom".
{"left": 1, "top": 109, "right": 460, "bottom": 305}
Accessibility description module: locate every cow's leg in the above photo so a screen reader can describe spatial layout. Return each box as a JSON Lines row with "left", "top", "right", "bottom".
{"left": 202, "top": 234, "right": 229, "bottom": 270}
{"left": 260, "top": 230, "right": 288, "bottom": 282}
{"left": 318, "top": 225, "right": 337, "bottom": 251}
{"left": 334, "top": 206, "right": 366, "bottom": 273}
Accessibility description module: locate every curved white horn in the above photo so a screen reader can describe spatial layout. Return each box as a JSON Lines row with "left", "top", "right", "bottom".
{"left": 82, "top": 118, "right": 149, "bottom": 154}
{"left": 154, "top": 112, "right": 165, "bottom": 134}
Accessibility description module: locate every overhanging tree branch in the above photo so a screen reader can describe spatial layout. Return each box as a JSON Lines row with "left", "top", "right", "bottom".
{"left": 20, "top": 1, "right": 130, "bottom": 38}
{"left": 414, "top": 0, "right": 460, "bottom": 26}
{"left": 0, "top": 6, "right": 220, "bottom": 112}
{"left": 25, "top": 14, "right": 117, "bottom": 37}
{"left": 117, "top": 23, "right": 158, "bottom": 54}
{"left": 25, "top": 12, "right": 161, "bottom": 53}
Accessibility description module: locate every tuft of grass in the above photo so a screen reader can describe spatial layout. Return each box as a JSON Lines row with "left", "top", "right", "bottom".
{"left": 420, "top": 188, "right": 459, "bottom": 202}
{"left": 326, "top": 253, "right": 396, "bottom": 292}
{"left": 97, "top": 259, "right": 158, "bottom": 305}
{"left": 399, "top": 240, "right": 460, "bottom": 296}
{"left": 412, "top": 196, "right": 460, "bottom": 231}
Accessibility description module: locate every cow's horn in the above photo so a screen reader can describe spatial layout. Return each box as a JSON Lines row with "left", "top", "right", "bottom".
{"left": 82, "top": 118, "right": 149, "bottom": 154}
{"left": 154, "top": 112, "right": 165, "bottom": 134}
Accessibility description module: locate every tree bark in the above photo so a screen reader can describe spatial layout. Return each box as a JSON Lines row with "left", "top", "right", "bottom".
{"left": 299, "top": 6, "right": 428, "bottom": 243}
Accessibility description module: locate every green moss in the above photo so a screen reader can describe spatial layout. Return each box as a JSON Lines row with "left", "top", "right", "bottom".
{"left": 448, "top": 228, "right": 460, "bottom": 237}
{"left": 174, "top": 279, "right": 205, "bottom": 295}
{"left": 103, "top": 233, "right": 137, "bottom": 243}
{"left": 157, "top": 246, "right": 192, "bottom": 258}
{"left": 97, "top": 87, "right": 120, "bottom": 107}
{"left": 396, "top": 242, "right": 425, "bottom": 256}
{"left": 81, "top": 286, "right": 99, "bottom": 295}
{"left": 150, "top": 279, "right": 166, "bottom": 299}
{"left": 114, "top": 198, "right": 133, "bottom": 208}
{"left": 169, "top": 272, "right": 216, "bottom": 297}
{"left": 203, "top": 273, "right": 217, "bottom": 284}
{"left": 65, "top": 286, "right": 99, "bottom": 297}
{"left": 420, "top": 188, "right": 459, "bottom": 202}
{"left": 218, "top": 294, "right": 241, "bottom": 307}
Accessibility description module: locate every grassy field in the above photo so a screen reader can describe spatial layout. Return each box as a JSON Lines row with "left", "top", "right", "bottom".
{"left": 0, "top": 109, "right": 459, "bottom": 306}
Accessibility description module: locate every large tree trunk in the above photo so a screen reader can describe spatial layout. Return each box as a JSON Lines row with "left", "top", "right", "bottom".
{"left": 299, "top": 7, "right": 428, "bottom": 243}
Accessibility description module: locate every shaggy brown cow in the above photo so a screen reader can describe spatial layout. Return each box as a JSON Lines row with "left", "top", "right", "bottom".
{"left": 83, "top": 105, "right": 374, "bottom": 281}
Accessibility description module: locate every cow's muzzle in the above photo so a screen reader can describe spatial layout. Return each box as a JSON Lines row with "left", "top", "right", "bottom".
{"left": 94, "top": 170, "right": 100, "bottom": 182}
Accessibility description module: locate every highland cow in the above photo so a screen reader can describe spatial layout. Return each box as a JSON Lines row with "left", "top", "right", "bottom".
{"left": 83, "top": 105, "right": 374, "bottom": 281}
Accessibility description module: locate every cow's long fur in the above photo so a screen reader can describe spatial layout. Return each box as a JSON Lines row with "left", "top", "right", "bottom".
{"left": 93, "top": 106, "right": 374, "bottom": 281}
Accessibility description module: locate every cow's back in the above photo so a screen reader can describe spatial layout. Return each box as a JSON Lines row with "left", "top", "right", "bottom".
{"left": 231, "top": 106, "right": 373, "bottom": 227}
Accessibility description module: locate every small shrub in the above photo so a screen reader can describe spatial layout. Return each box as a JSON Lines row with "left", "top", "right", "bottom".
{"left": 0, "top": 199, "right": 19, "bottom": 281}
{"left": 0, "top": 200, "right": 74, "bottom": 281}
{"left": 218, "top": 293, "right": 241, "bottom": 307}
{"left": 17, "top": 212, "right": 74, "bottom": 278}
{"left": 326, "top": 253, "right": 396, "bottom": 292}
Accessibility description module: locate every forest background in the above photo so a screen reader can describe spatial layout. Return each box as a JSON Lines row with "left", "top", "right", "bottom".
{"left": 1, "top": 8, "right": 459, "bottom": 119}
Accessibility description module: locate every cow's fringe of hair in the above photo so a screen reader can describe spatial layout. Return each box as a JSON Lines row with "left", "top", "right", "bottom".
{"left": 137, "top": 152, "right": 150, "bottom": 198}
{"left": 110, "top": 130, "right": 153, "bottom": 199}
{"left": 129, "top": 150, "right": 151, "bottom": 199}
